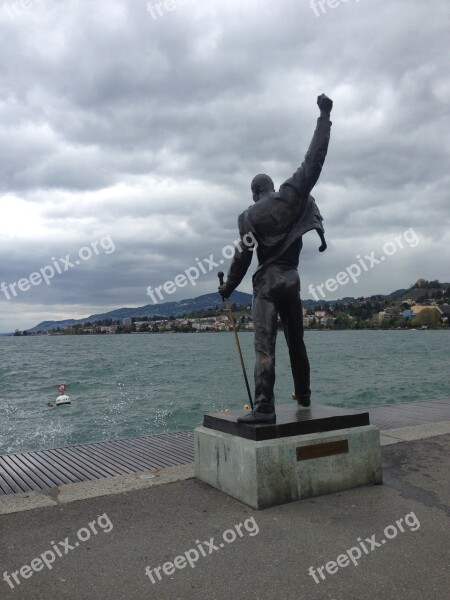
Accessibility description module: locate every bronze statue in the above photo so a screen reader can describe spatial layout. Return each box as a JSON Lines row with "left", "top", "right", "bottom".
{"left": 218, "top": 94, "right": 333, "bottom": 423}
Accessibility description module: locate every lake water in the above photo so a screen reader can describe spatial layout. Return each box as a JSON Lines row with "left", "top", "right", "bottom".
{"left": 0, "top": 331, "right": 448, "bottom": 454}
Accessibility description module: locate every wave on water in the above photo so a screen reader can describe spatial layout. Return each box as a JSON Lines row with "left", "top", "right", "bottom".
{"left": 0, "top": 331, "right": 448, "bottom": 454}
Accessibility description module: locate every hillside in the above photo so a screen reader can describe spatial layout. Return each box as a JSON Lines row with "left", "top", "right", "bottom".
{"left": 28, "top": 291, "right": 253, "bottom": 333}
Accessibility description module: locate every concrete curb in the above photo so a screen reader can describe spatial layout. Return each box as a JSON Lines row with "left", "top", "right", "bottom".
{"left": 0, "top": 464, "right": 194, "bottom": 515}
{"left": 379, "top": 420, "right": 450, "bottom": 445}
{"left": 0, "top": 491, "right": 57, "bottom": 514}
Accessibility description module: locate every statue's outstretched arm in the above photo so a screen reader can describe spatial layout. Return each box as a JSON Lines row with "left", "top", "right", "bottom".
{"left": 281, "top": 94, "right": 333, "bottom": 200}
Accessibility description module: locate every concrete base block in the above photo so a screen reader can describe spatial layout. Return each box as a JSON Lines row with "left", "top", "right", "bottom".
{"left": 195, "top": 425, "right": 382, "bottom": 510}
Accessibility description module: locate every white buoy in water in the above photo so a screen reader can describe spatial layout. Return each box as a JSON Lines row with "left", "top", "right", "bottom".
{"left": 56, "top": 394, "right": 71, "bottom": 406}
{"left": 56, "top": 384, "right": 71, "bottom": 406}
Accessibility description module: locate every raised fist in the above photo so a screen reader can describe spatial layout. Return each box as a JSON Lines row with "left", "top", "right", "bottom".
{"left": 317, "top": 93, "right": 333, "bottom": 113}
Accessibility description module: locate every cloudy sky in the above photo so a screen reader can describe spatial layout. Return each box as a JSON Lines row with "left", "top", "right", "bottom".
{"left": 0, "top": 0, "right": 448, "bottom": 332}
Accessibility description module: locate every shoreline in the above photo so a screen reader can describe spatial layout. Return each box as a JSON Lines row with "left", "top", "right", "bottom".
{"left": 5, "top": 327, "right": 450, "bottom": 337}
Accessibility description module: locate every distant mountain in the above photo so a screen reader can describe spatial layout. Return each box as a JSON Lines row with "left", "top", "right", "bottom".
{"left": 28, "top": 291, "right": 254, "bottom": 332}
{"left": 385, "top": 288, "right": 407, "bottom": 299}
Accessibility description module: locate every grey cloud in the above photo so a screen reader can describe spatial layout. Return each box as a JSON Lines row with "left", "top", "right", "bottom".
{"left": 0, "top": 0, "right": 448, "bottom": 332}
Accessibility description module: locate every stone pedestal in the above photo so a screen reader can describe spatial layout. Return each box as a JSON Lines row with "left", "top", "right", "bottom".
{"left": 195, "top": 404, "right": 382, "bottom": 510}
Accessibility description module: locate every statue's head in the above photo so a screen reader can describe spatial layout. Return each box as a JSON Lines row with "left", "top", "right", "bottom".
{"left": 251, "top": 174, "right": 275, "bottom": 202}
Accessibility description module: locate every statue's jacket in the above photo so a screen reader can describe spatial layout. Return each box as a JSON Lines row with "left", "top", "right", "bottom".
{"left": 226, "top": 116, "right": 332, "bottom": 291}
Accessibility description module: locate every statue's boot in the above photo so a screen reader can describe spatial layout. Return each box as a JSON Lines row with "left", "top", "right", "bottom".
{"left": 291, "top": 392, "right": 311, "bottom": 408}
{"left": 237, "top": 409, "right": 276, "bottom": 424}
